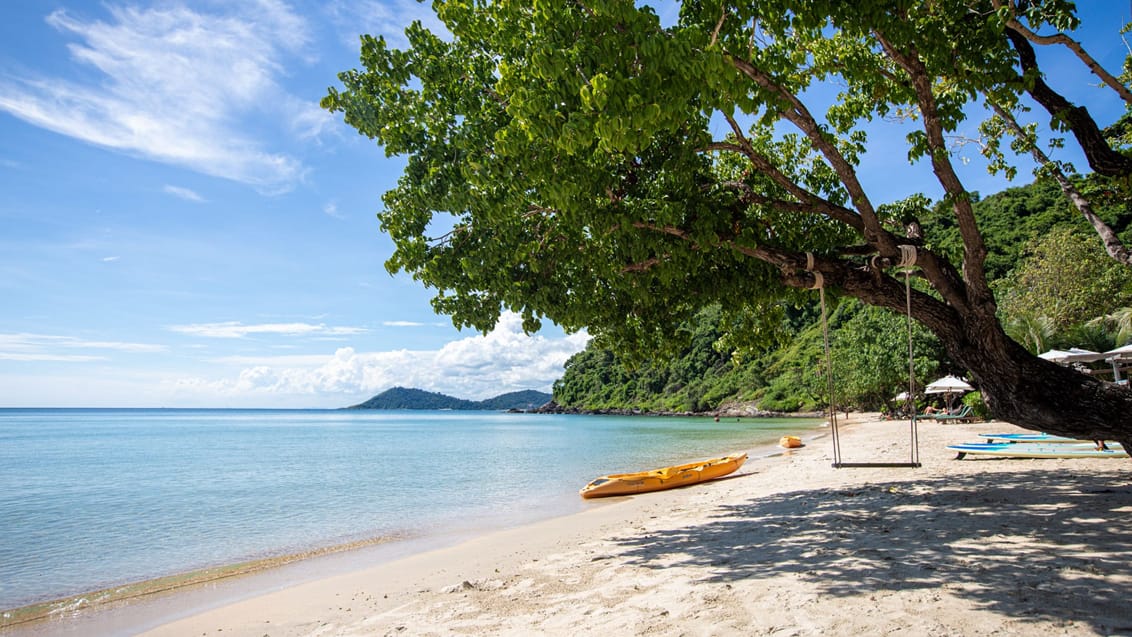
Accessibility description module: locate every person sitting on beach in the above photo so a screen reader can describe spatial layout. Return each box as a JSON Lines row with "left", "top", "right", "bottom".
{"left": 923, "top": 405, "right": 941, "bottom": 415}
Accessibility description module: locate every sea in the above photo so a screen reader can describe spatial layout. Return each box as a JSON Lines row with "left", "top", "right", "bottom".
{"left": 0, "top": 408, "right": 824, "bottom": 612}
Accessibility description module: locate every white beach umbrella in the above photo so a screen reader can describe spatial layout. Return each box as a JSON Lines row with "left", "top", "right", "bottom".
{"left": 1103, "top": 344, "right": 1132, "bottom": 360}
{"left": 925, "top": 375, "right": 974, "bottom": 394}
{"left": 925, "top": 375, "right": 974, "bottom": 411}
{"left": 1068, "top": 347, "right": 1105, "bottom": 361}
{"left": 1038, "top": 348, "right": 1105, "bottom": 364}
{"left": 894, "top": 390, "right": 912, "bottom": 414}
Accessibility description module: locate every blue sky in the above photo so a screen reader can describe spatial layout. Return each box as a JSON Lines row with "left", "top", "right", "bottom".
{"left": 0, "top": 1, "right": 1126, "bottom": 408}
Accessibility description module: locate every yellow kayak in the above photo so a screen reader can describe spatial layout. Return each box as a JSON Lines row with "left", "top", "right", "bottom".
{"left": 579, "top": 452, "right": 748, "bottom": 499}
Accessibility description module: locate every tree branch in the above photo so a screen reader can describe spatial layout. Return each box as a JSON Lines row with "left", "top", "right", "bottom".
{"left": 630, "top": 221, "right": 692, "bottom": 241}
{"left": 992, "top": 0, "right": 1132, "bottom": 105}
{"left": 723, "top": 54, "right": 892, "bottom": 251}
{"left": 875, "top": 30, "right": 989, "bottom": 307}
{"left": 710, "top": 93, "right": 968, "bottom": 312}
{"left": 715, "top": 178, "right": 861, "bottom": 228}
{"left": 704, "top": 119, "right": 864, "bottom": 231}
{"left": 726, "top": 242, "right": 962, "bottom": 335}
{"left": 709, "top": 6, "right": 727, "bottom": 48}
{"left": 630, "top": 215, "right": 968, "bottom": 342}
{"left": 987, "top": 100, "right": 1132, "bottom": 266}
{"left": 621, "top": 256, "right": 667, "bottom": 273}
{"left": 1005, "top": 28, "right": 1132, "bottom": 178}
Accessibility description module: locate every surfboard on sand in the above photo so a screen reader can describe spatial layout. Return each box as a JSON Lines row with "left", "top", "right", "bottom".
{"left": 977, "top": 433, "right": 1091, "bottom": 444}
{"left": 949, "top": 442, "right": 1127, "bottom": 460}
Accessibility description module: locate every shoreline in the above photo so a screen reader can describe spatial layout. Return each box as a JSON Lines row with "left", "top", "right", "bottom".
{"left": 3, "top": 417, "right": 831, "bottom": 634}
{"left": 0, "top": 533, "right": 414, "bottom": 630}
{"left": 14, "top": 414, "right": 1132, "bottom": 635}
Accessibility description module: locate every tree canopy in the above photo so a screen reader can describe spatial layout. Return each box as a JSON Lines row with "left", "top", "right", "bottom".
{"left": 324, "top": 1, "right": 1132, "bottom": 445}
{"left": 551, "top": 178, "right": 1129, "bottom": 416}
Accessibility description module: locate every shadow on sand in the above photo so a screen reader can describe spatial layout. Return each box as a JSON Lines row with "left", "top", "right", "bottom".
{"left": 611, "top": 469, "right": 1132, "bottom": 633}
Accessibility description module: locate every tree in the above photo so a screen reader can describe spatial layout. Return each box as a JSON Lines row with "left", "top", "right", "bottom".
{"left": 997, "top": 227, "right": 1132, "bottom": 333}
{"left": 323, "top": 1, "right": 1132, "bottom": 448}
{"left": 1088, "top": 307, "right": 1132, "bottom": 348}
{"left": 1003, "top": 312, "right": 1055, "bottom": 355}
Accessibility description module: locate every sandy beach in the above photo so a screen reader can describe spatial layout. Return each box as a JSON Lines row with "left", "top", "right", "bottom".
{"left": 17, "top": 415, "right": 1132, "bottom": 636}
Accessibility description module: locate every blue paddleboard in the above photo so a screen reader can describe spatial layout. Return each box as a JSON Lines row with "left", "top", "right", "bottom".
{"left": 949, "top": 442, "right": 1127, "bottom": 459}
{"left": 977, "top": 433, "right": 1086, "bottom": 444}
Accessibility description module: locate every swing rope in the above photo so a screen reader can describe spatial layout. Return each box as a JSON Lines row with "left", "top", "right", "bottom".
{"left": 809, "top": 249, "right": 921, "bottom": 469}
{"left": 807, "top": 253, "right": 840, "bottom": 466}
{"left": 900, "top": 245, "right": 921, "bottom": 467}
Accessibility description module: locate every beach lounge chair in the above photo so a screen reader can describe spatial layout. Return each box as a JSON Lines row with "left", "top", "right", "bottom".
{"left": 933, "top": 405, "right": 974, "bottom": 423}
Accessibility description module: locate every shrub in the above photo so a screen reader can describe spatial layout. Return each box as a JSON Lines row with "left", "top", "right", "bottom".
{"left": 963, "top": 392, "right": 990, "bottom": 421}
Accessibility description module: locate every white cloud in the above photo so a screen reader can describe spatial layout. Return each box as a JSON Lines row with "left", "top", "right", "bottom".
{"left": 168, "top": 321, "right": 368, "bottom": 339}
{"left": 288, "top": 97, "right": 336, "bottom": 140}
{"left": 101, "top": 255, "right": 120, "bottom": 262}
{"left": 164, "top": 185, "right": 205, "bottom": 202}
{"left": 170, "top": 313, "right": 590, "bottom": 402}
{"left": 0, "top": 2, "right": 317, "bottom": 193}
{"left": 0, "top": 332, "right": 167, "bottom": 361}
{"left": 323, "top": 201, "right": 343, "bottom": 219}
{"left": 0, "top": 352, "right": 106, "bottom": 362}
{"left": 325, "top": 0, "right": 449, "bottom": 49}
{"left": 322, "top": 326, "right": 370, "bottom": 336}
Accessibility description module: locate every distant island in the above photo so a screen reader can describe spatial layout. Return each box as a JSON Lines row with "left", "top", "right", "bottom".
{"left": 345, "top": 387, "right": 552, "bottom": 411}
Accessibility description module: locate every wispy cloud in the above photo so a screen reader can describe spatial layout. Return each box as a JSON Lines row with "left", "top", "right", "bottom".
{"left": 0, "top": 1, "right": 320, "bottom": 193}
{"left": 322, "top": 201, "right": 343, "bottom": 219}
{"left": 0, "top": 332, "right": 167, "bottom": 362}
{"left": 210, "top": 354, "right": 333, "bottom": 366}
{"left": 170, "top": 313, "right": 590, "bottom": 402}
{"left": 169, "top": 321, "right": 368, "bottom": 339}
{"left": 288, "top": 98, "right": 336, "bottom": 141}
{"left": 382, "top": 320, "right": 443, "bottom": 328}
{"left": 164, "top": 185, "right": 205, "bottom": 202}
{"left": 101, "top": 255, "right": 120, "bottom": 262}
{"left": 0, "top": 352, "right": 107, "bottom": 362}
{"left": 325, "top": 0, "right": 450, "bottom": 49}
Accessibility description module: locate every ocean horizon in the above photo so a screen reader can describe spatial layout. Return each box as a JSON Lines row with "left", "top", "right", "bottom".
{"left": 0, "top": 408, "right": 824, "bottom": 612}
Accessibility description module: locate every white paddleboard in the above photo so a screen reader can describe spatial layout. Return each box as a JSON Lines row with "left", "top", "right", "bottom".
{"left": 949, "top": 442, "right": 1127, "bottom": 459}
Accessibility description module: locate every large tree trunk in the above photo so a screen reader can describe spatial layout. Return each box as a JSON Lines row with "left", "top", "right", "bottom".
{"left": 948, "top": 322, "right": 1132, "bottom": 453}
{"left": 811, "top": 256, "right": 1132, "bottom": 453}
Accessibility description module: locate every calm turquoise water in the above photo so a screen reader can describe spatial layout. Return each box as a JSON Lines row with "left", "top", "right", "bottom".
{"left": 0, "top": 409, "right": 822, "bottom": 609}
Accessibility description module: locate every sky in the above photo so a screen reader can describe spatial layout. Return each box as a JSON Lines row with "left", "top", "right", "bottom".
{"left": 0, "top": 1, "right": 1126, "bottom": 408}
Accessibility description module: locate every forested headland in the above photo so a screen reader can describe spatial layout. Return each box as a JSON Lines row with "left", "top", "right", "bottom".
{"left": 347, "top": 387, "right": 553, "bottom": 411}
{"left": 550, "top": 178, "right": 1131, "bottom": 415}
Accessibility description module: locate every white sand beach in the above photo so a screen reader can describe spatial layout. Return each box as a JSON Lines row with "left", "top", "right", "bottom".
{"left": 22, "top": 415, "right": 1132, "bottom": 636}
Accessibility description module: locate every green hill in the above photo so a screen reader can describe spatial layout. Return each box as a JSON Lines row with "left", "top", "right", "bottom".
{"left": 346, "top": 387, "right": 552, "bottom": 411}
{"left": 477, "top": 390, "right": 556, "bottom": 410}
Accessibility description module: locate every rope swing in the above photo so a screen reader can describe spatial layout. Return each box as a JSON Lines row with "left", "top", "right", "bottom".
{"left": 808, "top": 249, "right": 922, "bottom": 469}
